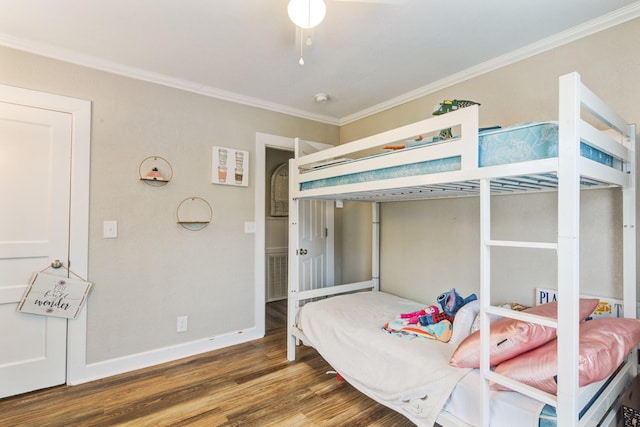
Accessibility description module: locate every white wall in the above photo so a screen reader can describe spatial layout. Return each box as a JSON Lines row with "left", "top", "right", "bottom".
{"left": 0, "top": 44, "right": 338, "bottom": 369}
{"left": 339, "top": 18, "right": 640, "bottom": 306}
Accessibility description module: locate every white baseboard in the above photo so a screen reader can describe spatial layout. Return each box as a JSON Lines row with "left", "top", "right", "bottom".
{"left": 67, "top": 327, "right": 263, "bottom": 385}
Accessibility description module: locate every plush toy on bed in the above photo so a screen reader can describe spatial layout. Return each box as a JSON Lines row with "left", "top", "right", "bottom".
{"left": 399, "top": 305, "right": 439, "bottom": 324}
{"left": 437, "top": 288, "right": 478, "bottom": 317}
{"left": 399, "top": 305, "right": 453, "bottom": 326}
{"left": 383, "top": 318, "right": 453, "bottom": 342}
{"left": 432, "top": 99, "right": 480, "bottom": 139}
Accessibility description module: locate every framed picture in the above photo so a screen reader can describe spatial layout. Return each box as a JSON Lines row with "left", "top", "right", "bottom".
{"left": 212, "top": 146, "right": 249, "bottom": 187}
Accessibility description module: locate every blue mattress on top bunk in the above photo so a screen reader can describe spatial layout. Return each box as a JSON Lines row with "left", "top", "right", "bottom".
{"left": 300, "top": 121, "right": 614, "bottom": 190}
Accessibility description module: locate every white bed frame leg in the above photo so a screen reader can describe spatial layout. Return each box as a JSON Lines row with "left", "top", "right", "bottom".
{"left": 479, "top": 178, "right": 491, "bottom": 427}
{"left": 623, "top": 122, "right": 637, "bottom": 324}
{"left": 287, "top": 186, "right": 300, "bottom": 361}
{"left": 372, "top": 202, "right": 380, "bottom": 292}
{"left": 557, "top": 71, "right": 582, "bottom": 426}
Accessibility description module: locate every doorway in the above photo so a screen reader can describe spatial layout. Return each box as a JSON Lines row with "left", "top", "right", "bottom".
{"left": 265, "top": 147, "right": 294, "bottom": 303}
{"left": 254, "top": 133, "right": 294, "bottom": 336}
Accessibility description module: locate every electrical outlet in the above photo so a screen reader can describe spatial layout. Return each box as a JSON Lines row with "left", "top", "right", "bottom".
{"left": 176, "top": 315, "right": 188, "bottom": 332}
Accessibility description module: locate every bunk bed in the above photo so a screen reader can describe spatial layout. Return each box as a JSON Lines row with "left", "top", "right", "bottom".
{"left": 286, "top": 72, "right": 637, "bottom": 426}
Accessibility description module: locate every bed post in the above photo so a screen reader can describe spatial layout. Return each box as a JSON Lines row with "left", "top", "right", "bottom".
{"left": 557, "top": 72, "right": 582, "bottom": 426}
{"left": 372, "top": 202, "right": 380, "bottom": 292}
{"left": 287, "top": 158, "right": 300, "bottom": 361}
{"left": 623, "top": 122, "right": 637, "bottom": 382}
{"left": 623, "top": 122, "right": 637, "bottom": 325}
{"left": 479, "top": 178, "right": 491, "bottom": 427}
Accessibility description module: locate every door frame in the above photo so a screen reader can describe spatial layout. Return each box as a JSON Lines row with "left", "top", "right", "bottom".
{"left": 254, "top": 133, "right": 294, "bottom": 336}
{"left": 0, "top": 84, "right": 91, "bottom": 385}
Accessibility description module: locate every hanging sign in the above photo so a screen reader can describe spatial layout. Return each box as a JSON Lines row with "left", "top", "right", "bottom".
{"left": 17, "top": 272, "right": 92, "bottom": 319}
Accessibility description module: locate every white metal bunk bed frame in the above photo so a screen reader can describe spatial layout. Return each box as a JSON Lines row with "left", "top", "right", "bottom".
{"left": 287, "top": 72, "right": 636, "bottom": 426}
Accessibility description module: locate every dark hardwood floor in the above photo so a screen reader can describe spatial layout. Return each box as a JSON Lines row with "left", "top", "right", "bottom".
{"left": 0, "top": 301, "right": 413, "bottom": 426}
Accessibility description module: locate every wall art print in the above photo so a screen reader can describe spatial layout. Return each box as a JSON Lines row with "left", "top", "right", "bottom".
{"left": 212, "top": 146, "right": 249, "bottom": 187}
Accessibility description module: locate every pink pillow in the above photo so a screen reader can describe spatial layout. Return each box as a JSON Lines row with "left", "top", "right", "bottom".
{"left": 493, "top": 318, "right": 640, "bottom": 394}
{"left": 449, "top": 299, "right": 599, "bottom": 368}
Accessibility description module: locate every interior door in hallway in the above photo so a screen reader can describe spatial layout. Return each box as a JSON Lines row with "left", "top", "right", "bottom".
{"left": 293, "top": 138, "right": 335, "bottom": 292}
{"left": 0, "top": 100, "right": 72, "bottom": 398}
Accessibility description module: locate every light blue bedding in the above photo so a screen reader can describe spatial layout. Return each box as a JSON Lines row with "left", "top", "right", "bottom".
{"left": 300, "top": 122, "right": 613, "bottom": 191}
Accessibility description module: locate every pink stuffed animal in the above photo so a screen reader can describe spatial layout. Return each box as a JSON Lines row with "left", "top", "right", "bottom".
{"left": 400, "top": 305, "right": 439, "bottom": 325}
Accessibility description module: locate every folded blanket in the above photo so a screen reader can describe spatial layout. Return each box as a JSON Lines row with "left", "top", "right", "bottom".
{"left": 383, "top": 318, "right": 453, "bottom": 342}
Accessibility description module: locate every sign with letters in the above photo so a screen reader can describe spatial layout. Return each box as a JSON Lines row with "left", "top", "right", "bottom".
{"left": 17, "top": 273, "right": 92, "bottom": 319}
{"left": 536, "top": 287, "right": 639, "bottom": 319}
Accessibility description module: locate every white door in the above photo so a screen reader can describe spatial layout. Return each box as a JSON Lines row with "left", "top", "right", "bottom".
{"left": 298, "top": 200, "right": 334, "bottom": 290}
{"left": 292, "top": 138, "right": 335, "bottom": 291}
{"left": 0, "top": 101, "right": 72, "bottom": 398}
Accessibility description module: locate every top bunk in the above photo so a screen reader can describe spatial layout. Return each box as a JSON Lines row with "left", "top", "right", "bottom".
{"left": 289, "top": 73, "right": 635, "bottom": 203}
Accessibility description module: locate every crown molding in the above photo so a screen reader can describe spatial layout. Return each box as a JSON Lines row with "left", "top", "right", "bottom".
{"left": 339, "top": 2, "right": 640, "bottom": 125}
{"left": 1, "top": 2, "right": 637, "bottom": 128}
{"left": 0, "top": 33, "right": 340, "bottom": 126}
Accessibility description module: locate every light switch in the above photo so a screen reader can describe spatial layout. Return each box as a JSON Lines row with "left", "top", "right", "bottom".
{"left": 244, "top": 221, "right": 256, "bottom": 233}
{"left": 103, "top": 220, "right": 118, "bottom": 238}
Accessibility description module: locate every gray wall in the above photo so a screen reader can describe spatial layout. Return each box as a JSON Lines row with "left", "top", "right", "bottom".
{"left": 339, "top": 18, "right": 640, "bottom": 306}
{"left": 0, "top": 45, "right": 338, "bottom": 363}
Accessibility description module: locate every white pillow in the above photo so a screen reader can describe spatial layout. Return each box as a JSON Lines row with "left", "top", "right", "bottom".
{"left": 450, "top": 300, "right": 480, "bottom": 345}
{"left": 470, "top": 304, "right": 509, "bottom": 333}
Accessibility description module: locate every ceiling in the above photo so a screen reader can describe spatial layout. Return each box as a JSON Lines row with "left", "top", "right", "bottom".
{"left": 1, "top": 0, "right": 638, "bottom": 125}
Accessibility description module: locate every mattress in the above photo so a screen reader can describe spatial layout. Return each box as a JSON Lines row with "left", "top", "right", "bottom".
{"left": 296, "top": 291, "right": 548, "bottom": 426}
{"left": 297, "top": 291, "right": 469, "bottom": 426}
{"left": 299, "top": 121, "right": 613, "bottom": 190}
{"left": 442, "top": 366, "right": 618, "bottom": 427}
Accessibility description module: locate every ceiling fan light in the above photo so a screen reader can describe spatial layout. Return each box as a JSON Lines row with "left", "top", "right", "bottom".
{"left": 288, "top": 0, "right": 326, "bottom": 29}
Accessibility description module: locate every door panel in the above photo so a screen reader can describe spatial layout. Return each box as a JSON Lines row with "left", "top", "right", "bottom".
{"left": 0, "top": 101, "right": 71, "bottom": 398}
{"left": 292, "top": 138, "right": 335, "bottom": 293}
{"left": 299, "top": 200, "right": 327, "bottom": 291}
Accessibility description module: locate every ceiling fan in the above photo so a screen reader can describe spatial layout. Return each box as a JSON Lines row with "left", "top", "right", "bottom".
{"left": 288, "top": 0, "right": 406, "bottom": 65}
{"left": 287, "top": 0, "right": 407, "bottom": 30}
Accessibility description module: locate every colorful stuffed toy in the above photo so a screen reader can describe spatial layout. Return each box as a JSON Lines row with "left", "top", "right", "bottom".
{"left": 437, "top": 288, "right": 478, "bottom": 317}
{"left": 432, "top": 99, "right": 480, "bottom": 116}
{"left": 382, "top": 319, "right": 453, "bottom": 342}
{"left": 418, "top": 309, "right": 454, "bottom": 326}
{"left": 432, "top": 99, "right": 480, "bottom": 139}
{"left": 399, "top": 305, "right": 439, "bottom": 325}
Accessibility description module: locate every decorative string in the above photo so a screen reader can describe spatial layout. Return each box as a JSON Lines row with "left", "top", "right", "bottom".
{"left": 39, "top": 262, "right": 89, "bottom": 282}
{"left": 299, "top": 28, "right": 305, "bottom": 65}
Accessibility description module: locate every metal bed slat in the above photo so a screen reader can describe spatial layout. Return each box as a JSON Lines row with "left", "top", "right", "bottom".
{"left": 303, "top": 173, "right": 623, "bottom": 202}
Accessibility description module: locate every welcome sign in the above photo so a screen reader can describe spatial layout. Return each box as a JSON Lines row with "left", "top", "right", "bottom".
{"left": 18, "top": 273, "right": 92, "bottom": 319}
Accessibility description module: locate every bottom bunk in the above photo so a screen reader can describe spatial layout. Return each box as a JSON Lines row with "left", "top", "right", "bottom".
{"left": 291, "top": 290, "right": 639, "bottom": 427}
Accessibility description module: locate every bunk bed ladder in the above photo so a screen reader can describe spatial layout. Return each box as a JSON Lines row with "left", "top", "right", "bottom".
{"left": 480, "top": 73, "right": 637, "bottom": 427}
{"left": 479, "top": 178, "right": 560, "bottom": 426}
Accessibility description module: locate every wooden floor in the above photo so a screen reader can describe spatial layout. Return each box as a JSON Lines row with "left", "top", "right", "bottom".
{"left": 0, "top": 301, "right": 414, "bottom": 426}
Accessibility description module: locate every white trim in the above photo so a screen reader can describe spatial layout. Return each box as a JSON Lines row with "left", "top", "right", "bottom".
{"left": 0, "top": 84, "right": 91, "bottom": 386}
{"left": 0, "top": 33, "right": 339, "bottom": 126}
{"left": 1, "top": 3, "right": 638, "bottom": 126}
{"left": 254, "top": 133, "right": 295, "bottom": 343}
{"left": 68, "top": 328, "right": 262, "bottom": 385}
{"left": 339, "top": 3, "right": 640, "bottom": 124}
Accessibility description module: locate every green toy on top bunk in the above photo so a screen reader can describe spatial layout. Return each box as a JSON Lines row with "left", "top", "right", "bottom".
{"left": 432, "top": 99, "right": 481, "bottom": 139}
